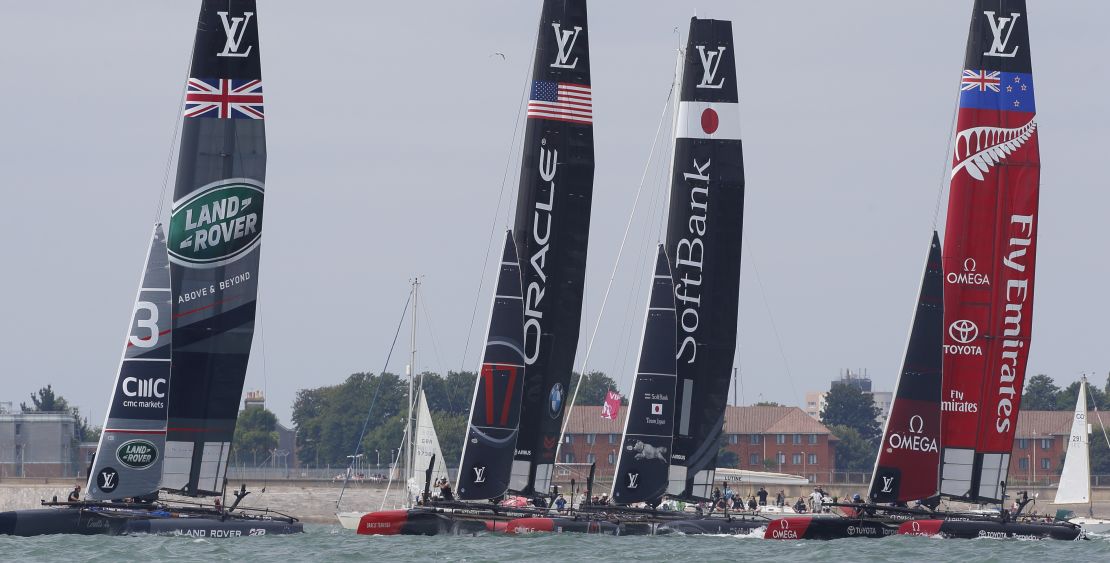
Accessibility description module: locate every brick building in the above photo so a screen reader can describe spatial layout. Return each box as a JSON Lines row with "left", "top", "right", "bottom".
{"left": 558, "top": 405, "right": 838, "bottom": 484}
{"left": 1008, "top": 410, "right": 1097, "bottom": 484}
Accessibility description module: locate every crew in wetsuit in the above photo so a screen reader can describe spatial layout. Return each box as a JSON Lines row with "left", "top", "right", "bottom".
{"left": 757, "top": 487, "right": 768, "bottom": 506}
{"left": 67, "top": 484, "right": 82, "bottom": 502}
{"left": 439, "top": 479, "right": 455, "bottom": 501}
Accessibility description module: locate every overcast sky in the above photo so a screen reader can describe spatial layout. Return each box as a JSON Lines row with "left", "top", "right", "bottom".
{"left": 1, "top": 1, "right": 1107, "bottom": 427}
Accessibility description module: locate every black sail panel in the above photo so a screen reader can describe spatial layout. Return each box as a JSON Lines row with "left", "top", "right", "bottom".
{"left": 456, "top": 232, "right": 526, "bottom": 500}
{"left": 869, "top": 232, "right": 944, "bottom": 503}
{"left": 611, "top": 246, "right": 677, "bottom": 505}
{"left": 510, "top": 0, "right": 594, "bottom": 495}
{"left": 164, "top": 0, "right": 266, "bottom": 496}
{"left": 665, "top": 18, "right": 745, "bottom": 500}
{"left": 86, "top": 225, "right": 172, "bottom": 500}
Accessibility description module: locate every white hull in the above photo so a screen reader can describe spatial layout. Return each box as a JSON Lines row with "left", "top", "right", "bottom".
{"left": 336, "top": 511, "right": 367, "bottom": 530}
{"left": 1074, "top": 517, "right": 1110, "bottom": 535}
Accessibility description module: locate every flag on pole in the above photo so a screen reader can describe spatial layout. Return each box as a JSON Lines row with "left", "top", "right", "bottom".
{"left": 601, "top": 390, "right": 621, "bottom": 420}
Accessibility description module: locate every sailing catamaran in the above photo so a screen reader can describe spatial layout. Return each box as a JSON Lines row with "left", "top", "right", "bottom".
{"left": 0, "top": 0, "right": 301, "bottom": 537}
{"left": 765, "top": 0, "right": 1077, "bottom": 541}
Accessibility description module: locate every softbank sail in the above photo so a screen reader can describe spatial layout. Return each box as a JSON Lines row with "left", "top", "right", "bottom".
{"left": 939, "top": 0, "right": 1041, "bottom": 503}
{"left": 510, "top": 0, "right": 595, "bottom": 496}
{"left": 164, "top": 0, "right": 268, "bottom": 497}
{"left": 665, "top": 17, "right": 746, "bottom": 500}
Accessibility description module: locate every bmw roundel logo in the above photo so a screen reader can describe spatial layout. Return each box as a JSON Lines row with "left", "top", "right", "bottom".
{"left": 548, "top": 383, "right": 564, "bottom": 419}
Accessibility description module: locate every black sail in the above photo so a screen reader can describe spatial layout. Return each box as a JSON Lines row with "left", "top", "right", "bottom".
{"left": 868, "top": 232, "right": 944, "bottom": 504}
{"left": 611, "top": 246, "right": 677, "bottom": 505}
{"left": 164, "top": 0, "right": 266, "bottom": 496}
{"left": 665, "top": 18, "right": 745, "bottom": 499}
{"left": 510, "top": 0, "right": 594, "bottom": 495}
{"left": 86, "top": 225, "right": 172, "bottom": 500}
{"left": 456, "top": 232, "right": 526, "bottom": 500}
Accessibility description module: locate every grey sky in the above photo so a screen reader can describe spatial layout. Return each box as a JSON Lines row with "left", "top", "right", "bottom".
{"left": 1, "top": 1, "right": 1106, "bottom": 428}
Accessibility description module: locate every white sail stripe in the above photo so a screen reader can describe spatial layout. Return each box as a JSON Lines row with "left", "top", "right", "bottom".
{"left": 648, "top": 306, "right": 675, "bottom": 312}
{"left": 480, "top": 363, "right": 527, "bottom": 369}
{"left": 494, "top": 294, "right": 523, "bottom": 300}
{"left": 527, "top": 103, "right": 592, "bottom": 115}
{"left": 141, "top": 288, "right": 172, "bottom": 292}
{"left": 557, "top": 85, "right": 591, "bottom": 93}
{"left": 124, "top": 358, "right": 171, "bottom": 362}
{"left": 637, "top": 371, "right": 677, "bottom": 377}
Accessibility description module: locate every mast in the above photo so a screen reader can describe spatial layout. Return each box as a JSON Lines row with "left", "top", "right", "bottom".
{"left": 610, "top": 245, "right": 677, "bottom": 505}
{"left": 457, "top": 232, "right": 526, "bottom": 500}
{"left": 509, "top": 0, "right": 595, "bottom": 496}
{"left": 664, "top": 17, "right": 745, "bottom": 500}
{"left": 868, "top": 232, "right": 943, "bottom": 504}
{"left": 938, "top": 0, "right": 1040, "bottom": 503}
{"left": 164, "top": 0, "right": 266, "bottom": 497}
{"left": 406, "top": 277, "right": 419, "bottom": 507}
{"left": 86, "top": 225, "right": 172, "bottom": 501}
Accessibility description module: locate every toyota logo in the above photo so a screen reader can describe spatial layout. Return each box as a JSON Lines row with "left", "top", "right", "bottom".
{"left": 949, "top": 320, "right": 979, "bottom": 344}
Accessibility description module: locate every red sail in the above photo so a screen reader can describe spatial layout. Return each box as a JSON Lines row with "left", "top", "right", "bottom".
{"left": 939, "top": 0, "right": 1039, "bottom": 502}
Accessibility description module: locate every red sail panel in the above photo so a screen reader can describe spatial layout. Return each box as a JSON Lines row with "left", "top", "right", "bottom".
{"left": 940, "top": 0, "right": 1039, "bottom": 502}
{"left": 869, "top": 233, "right": 943, "bottom": 504}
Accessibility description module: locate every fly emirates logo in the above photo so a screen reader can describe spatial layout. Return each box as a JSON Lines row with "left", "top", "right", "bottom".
{"left": 994, "top": 214, "right": 1034, "bottom": 434}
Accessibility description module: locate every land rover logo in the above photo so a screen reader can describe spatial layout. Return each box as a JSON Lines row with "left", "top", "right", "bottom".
{"left": 116, "top": 439, "right": 159, "bottom": 470}
{"left": 169, "top": 179, "right": 264, "bottom": 268}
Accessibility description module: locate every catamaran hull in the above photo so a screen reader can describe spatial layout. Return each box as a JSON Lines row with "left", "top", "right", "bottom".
{"left": 502, "top": 515, "right": 764, "bottom": 536}
{"left": 898, "top": 519, "right": 1082, "bottom": 540}
{"left": 356, "top": 509, "right": 494, "bottom": 536}
{"left": 0, "top": 508, "right": 302, "bottom": 537}
{"left": 763, "top": 516, "right": 896, "bottom": 540}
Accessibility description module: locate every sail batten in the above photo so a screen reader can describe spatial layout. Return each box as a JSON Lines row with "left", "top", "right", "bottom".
{"left": 939, "top": 0, "right": 1040, "bottom": 503}
{"left": 510, "top": 0, "right": 594, "bottom": 496}
{"left": 165, "top": 0, "right": 266, "bottom": 497}
{"left": 665, "top": 17, "right": 746, "bottom": 500}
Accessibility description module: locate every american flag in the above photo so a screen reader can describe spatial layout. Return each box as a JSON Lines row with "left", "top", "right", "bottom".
{"left": 527, "top": 81, "right": 591, "bottom": 125}
{"left": 184, "top": 78, "right": 264, "bottom": 119}
{"left": 960, "top": 70, "right": 1000, "bottom": 93}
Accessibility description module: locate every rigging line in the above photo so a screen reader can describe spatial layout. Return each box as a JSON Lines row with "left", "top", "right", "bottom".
{"left": 336, "top": 286, "right": 413, "bottom": 510}
{"left": 153, "top": 45, "right": 194, "bottom": 224}
{"left": 745, "top": 235, "right": 801, "bottom": 407}
{"left": 378, "top": 424, "right": 410, "bottom": 511}
{"left": 419, "top": 292, "right": 459, "bottom": 414}
{"left": 1089, "top": 376, "right": 1110, "bottom": 450}
{"left": 256, "top": 283, "right": 269, "bottom": 404}
{"left": 458, "top": 22, "right": 539, "bottom": 376}
{"left": 930, "top": 63, "right": 966, "bottom": 231}
{"left": 558, "top": 78, "right": 677, "bottom": 445}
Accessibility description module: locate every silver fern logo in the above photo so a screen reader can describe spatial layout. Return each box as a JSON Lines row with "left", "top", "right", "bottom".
{"left": 952, "top": 118, "right": 1037, "bottom": 181}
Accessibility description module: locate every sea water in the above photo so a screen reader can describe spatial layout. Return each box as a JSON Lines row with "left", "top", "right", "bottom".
{"left": 2, "top": 525, "right": 1108, "bottom": 562}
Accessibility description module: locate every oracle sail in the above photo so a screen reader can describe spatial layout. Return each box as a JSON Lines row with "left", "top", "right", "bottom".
{"left": 164, "top": 0, "right": 267, "bottom": 496}
{"left": 510, "top": 0, "right": 594, "bottom": 496}
{"left": 86, "top": 226, "right": 172, "bottom": 501}
{"left": 665, "top": 17, "right": 745, "bottom": 499}
{"left": 610, "top": 245, "right": 677, "bottom": 505}
{"left": 868, "top": 233, "right": 943, "bottom": 504}
{"left": 939, "top": 0, "right": 1040, "bottom": 503}
{"left": 457, "top": 232, "right": 526, "bottom": 500}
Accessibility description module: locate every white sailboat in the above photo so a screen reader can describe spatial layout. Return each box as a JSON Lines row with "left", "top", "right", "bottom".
{"left": 1054, "top": 376, "right": 1110, "bottom": 534}
{"left": 407, "top": 390, "right": 450, "bottom": 501}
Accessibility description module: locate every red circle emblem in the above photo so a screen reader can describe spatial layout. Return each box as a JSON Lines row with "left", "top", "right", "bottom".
{"left": 700, "top": 108, "right": 719, "bottom": 134}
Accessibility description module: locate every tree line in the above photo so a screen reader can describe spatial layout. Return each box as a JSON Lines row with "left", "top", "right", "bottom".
{"left": 288, "top": 370, "right": 622, "bottom": 469}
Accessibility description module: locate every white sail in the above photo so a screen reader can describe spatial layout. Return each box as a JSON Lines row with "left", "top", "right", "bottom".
{"left": 1054, "top": 378, "right": 1089, "bottom": 504}
{"left": 407, "top": 390, "right": 449, "bottom": 498}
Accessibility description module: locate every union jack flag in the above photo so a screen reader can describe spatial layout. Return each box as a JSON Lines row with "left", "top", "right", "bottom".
{"left": 184, "top": 78, "right": 264, "bottom": 119}
{"left": 960, "top": 70, "right": 1000, "bottom": 93}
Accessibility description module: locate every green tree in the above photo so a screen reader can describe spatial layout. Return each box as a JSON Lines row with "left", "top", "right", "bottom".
{"left": 569, "top": 371, "right": 626, "bottom": 406}
{"left": 1022, "top": 374, "right": 1061, "bottom": 410}
{"left": 1055, "top": 380, "right": 1109, "bottom": 411}
{"left": 293, "top": 372, "right": 407, "bottom": 468}
{"left": 827, "top": 424, "right": 873, "bottom": 472}
{"left": 21, "top": 385, "right": 99, "bottom": 442}
{"left": 233, "top": 406, "right": 279, "bottom": 465}
{"left": 820, "top": 384, "right": 881, "bottom": 443}
{"left": 1091, "top": 420, "right": 1110, "bottom": 474}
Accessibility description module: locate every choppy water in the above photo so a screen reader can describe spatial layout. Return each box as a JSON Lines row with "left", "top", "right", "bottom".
{"left": 2, "top": 525, "right": 1109, "bottom": 562}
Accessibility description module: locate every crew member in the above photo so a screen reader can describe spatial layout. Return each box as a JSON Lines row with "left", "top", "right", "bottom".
{"left": 67, "top": 484, "right": 82, "bottom": 502}
{"left": 757, "top": 486, "right": 768, "bottom": 506}
{"left": 439, "top": 478, "right": 455, "bottom": 501}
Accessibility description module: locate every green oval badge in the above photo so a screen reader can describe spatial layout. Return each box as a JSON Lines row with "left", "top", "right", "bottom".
{"left": 116, "top": 439, "right": 159, "bottom": 470}
{"left": 169, "top": 179, "right": 264, "bottom": 267}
